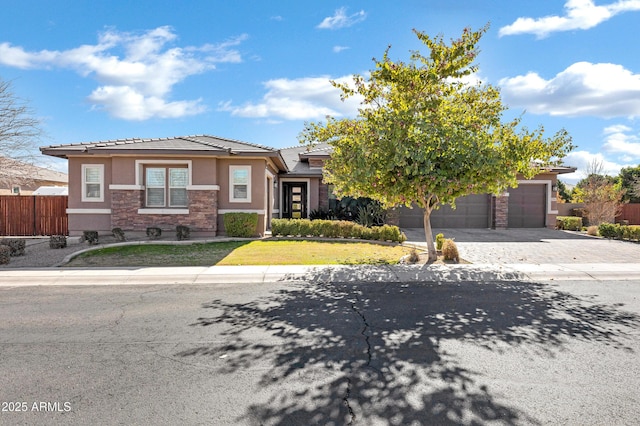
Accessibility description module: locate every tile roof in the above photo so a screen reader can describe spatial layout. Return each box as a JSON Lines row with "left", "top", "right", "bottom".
{"left": 279, "top": 143, "right": 332, "bottom": 175}
{"left": 41, "top": 134, "right": 278, "bottom": 155}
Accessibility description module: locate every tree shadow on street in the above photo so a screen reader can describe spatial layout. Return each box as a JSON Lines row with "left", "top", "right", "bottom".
{"left": 177, "top": 270, "right": 639, "bottom": 425}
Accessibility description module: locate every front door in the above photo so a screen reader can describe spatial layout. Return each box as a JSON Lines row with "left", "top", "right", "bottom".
{"left": 283, "top": 183, "right": 307, "bottom": 219}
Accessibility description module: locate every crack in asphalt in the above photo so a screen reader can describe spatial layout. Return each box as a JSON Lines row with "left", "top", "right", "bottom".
{"left": 342, "top": 292, "right": 386, "bottom": 424}
{"left": 342, "top": 377, "right": 355, "bottom": 425}
{"left": 351, "top": 295, "right": 373, "bottom": 368}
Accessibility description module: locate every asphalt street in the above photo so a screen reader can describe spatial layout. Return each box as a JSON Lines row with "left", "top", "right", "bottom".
{"left": 1, "top": 274, "right": 639, "bottom": 426}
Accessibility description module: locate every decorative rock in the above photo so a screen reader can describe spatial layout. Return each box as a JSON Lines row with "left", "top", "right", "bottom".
{"left": 0, "top": 245, "right": 10, "bottom": 264}
{"left": 82, "top": 231, "right": 99, "bottom": 245}
{"left": 146, "top": 227, "right": 162, "bottom": 240}
{"left": 0, "top": 239, "right": 26, "bottom": 256}
{"left": 49, "top": 235, "right": 67, "bottom": 249}
{"left": 112, "top": 228, "right": 126, "bottom": 242}
{"left": 176, "top": 225, "right": 190, "bottom": 241}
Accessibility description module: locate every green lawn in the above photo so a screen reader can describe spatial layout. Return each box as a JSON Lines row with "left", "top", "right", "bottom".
{"left": 65, "top": 240, "right": 412, "bottom": 267}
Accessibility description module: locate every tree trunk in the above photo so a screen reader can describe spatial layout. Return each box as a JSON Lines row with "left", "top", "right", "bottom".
{"left": 423, "top": 209, "right": 437, "bottom": 261}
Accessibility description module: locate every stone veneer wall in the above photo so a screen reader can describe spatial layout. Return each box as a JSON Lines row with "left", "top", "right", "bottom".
{"left": 111, "top": 189, "right": 218, "bottom": 233}
{"left": 492, "top": 194, "right": 509, "bottom": 229}
{"left": 318, "top": 183, "right": 329, "bottom": 211}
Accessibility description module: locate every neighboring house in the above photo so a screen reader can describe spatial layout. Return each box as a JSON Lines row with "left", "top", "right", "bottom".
{"left": 40, "top": 134, "right": 576, "bottom": 236}
{"left": 32, "top": 186, "right": 69, "bottom": 195}
{"left": 0, "top": 156, "right": 68, "bottom": 195}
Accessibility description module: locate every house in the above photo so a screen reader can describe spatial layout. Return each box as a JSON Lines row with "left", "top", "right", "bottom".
{"left": 40, "top": 134, "right": 576, "bottom": 236}
{"left": 0, "top": 156, "right": 68, "bottom": 195}
{"left": 40, "top": 135, "right": 285, "bottom": 236}
{"left": 278, "top": 143, "right": 577, "bottom": 229}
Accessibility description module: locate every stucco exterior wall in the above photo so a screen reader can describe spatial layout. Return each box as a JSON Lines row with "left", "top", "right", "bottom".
{"left": 66, "top": 155, "right": 222, "bottom": 235}
{"left": 68, "top": 214, "right": 112, "bottom": 236}
{"left": 67, "top": 156, "right": 112, "bottom": 210}
{"left": 216, "top": 158, "right": 269, "bottom": 235}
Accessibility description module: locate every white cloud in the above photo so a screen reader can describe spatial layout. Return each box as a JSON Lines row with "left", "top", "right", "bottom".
{"left": 499, "top": 0, "right": 640, "bottom": 38}
{"left": 333, "top": 45, "right": 350, "bottom": 53}
{"left": 219, "top": 75, "right": 363, "bottom": 121}
{"left": 317, "top": 7, "right": 366, "bottom": 30}
{"left": 499, "top": 62, "right": 640, "bottom": 118}
{"left": 0, "top": 27, "right": 246, "bottom": 120}
{"left": 603, "top": 124, "right": 632, "bottom": 134}
{"left": 561, "top": 149, "right": 632, "bottom": 183}
{"left": 88, "top": 86, "right": 206, "bottom": 120}
{"left": 559, "top": 125, "right": 640, "bottom": 183}
{"left": 601, "top": 125, "right": 640, "bottom": 161}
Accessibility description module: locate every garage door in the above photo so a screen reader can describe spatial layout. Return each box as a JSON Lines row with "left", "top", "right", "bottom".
{"left": 508, "top": 184, "right": 546, "bottom": 228}
{"left": 399, "top": 194, "right": 491, "bottom": 228}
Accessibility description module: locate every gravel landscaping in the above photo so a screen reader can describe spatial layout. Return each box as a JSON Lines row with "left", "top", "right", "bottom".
{"left": 0, "top": 234, "right": 218, "bottom": 269}
{"left": 0, "top": 236, "right": 109, "bottom": 268}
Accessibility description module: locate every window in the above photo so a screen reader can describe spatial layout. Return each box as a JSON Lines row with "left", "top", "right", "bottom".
{"left": 229, "top": 165, "right": 251, "bottom": 202}
{"left": 82, "top": 164, "right": 104, "bottom": 202}
{"left": 11, "top": 186, "right": 20, "bottom": 195}
{"left": 145, "top": 167, "right": 188, "bottom": 207}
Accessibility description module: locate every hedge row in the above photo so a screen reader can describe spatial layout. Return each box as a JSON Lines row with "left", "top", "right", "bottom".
{"left": 271, "top": 219, "right": 406, "bottom": 243}
{"left": 556, "top": 216, "right": 583, "bottom": 231}
{"left": 598, "top": 223, "right": 640, "bottom": 241}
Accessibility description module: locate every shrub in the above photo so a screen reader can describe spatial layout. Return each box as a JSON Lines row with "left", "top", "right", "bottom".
{"left": 270, "top": 218, "right": 405, "bottom": 242}
{"left": 586, "top": 226, "right": 599, "bottom": 236}
{"left": 49, "top": 235, "right": 67, "bottom": 249}
{"left": 405, "top": 249, "right": 420, "bottom": 264}
{"left": 596, "top": 223, "right": 640, "bottom": 241}
{"left": 435, "top": 233, "right": 445, "bottom": 251}
{"left": 82, "top": 231, "right": 99, "bottom": 245}
{"left": 375, "top": 224, "right": 406, "bottom": 242}
{"left": 355, "top": 202, "right": 386, "bottom": 227}
{"left": 176, "top": 225, "right": 190, "bottom": 241}
{"left": 146, "top": 227, "right": 162, "bottom": 240}
{"left": 0, "top": 245, "right": 10, "bottom": 264}
{"left": 112, "top": 228, "right": 126, "bottom": 242}
{"left": 556, "top": 216, "right": 583, "bottom": 231}
{"left": 309, "top": 208, "right": 334, "bottom": 220}
{"left": 442, "top": 238, "right": 459, "bottom": 262}
{"left": 0, "top": 239, "right": 25, "bottom": 256}
{"left": 623, "top": 225, "right": 640, "bottom": 241}
{"left": 598, "top": 223, "right": 623, "bottom": 239}
{"left": 224, "top": 213, "right": 258, "bottom": 237}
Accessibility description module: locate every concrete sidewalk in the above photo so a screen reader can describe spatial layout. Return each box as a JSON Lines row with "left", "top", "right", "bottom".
{"left": 2, "top": 262, "right": 640, "bottom": 287}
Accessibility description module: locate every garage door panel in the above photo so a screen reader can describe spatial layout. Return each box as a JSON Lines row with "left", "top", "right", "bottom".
{"left": 508, "top": 185, "right": 545, "bottom": 228}
{"left": 400, "top": 194, "right": 490, "bottom": 228}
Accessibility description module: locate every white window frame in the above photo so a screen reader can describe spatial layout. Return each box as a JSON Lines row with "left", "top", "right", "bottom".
{"left": 11, "top": 185, "right": 20, "bottom": 195}
{"left": 81, "top": 164, "right": 104, "bottom": 202}
{"left": 145, "top": 167, "right": 167, "bottom": 207}
{"left": 229, "top": 165, "right": 252, "bottom": 203}
{"left": 144, "top": 166, "right": 189, "bottom": 208}
{"left": 168, "top": 168, "right": 189, "bottom": 207}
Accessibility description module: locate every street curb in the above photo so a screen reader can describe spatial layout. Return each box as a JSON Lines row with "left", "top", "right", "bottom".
{"left": 3, "top": 263, "right": 640, "bottom": 287}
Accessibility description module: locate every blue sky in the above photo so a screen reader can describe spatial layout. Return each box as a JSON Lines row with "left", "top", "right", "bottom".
{"left": 2, "top": 1, "right": 640, "bottom": 183}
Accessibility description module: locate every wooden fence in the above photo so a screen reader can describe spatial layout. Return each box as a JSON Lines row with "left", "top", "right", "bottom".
{"left": 617, "top": 204, "right": 640, "bottom": 225}
{"left": 0, "top": 195, "right": 68, "bottom": 236}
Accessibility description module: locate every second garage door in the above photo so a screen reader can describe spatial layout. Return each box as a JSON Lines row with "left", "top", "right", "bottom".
{"left": 508, "top": 184, "right": 546, "bottom": 228}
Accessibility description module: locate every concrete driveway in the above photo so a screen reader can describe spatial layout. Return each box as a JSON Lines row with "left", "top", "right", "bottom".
{"left": 403, "top": 228, "right": 640, "bottom": 264}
